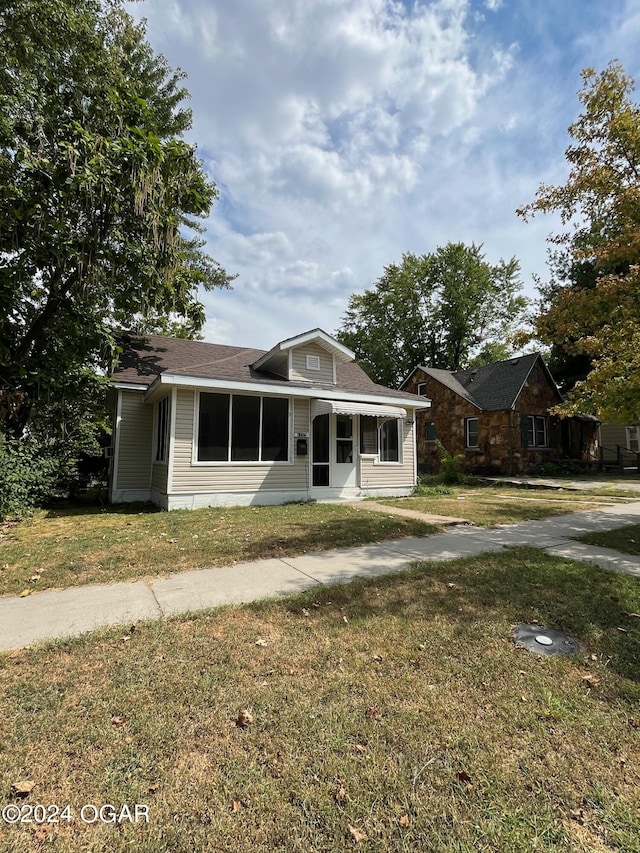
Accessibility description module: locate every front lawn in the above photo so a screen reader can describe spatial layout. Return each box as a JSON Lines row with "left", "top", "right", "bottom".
{"left": 377, "top": 484, "right": 630, "bottom": 527}
{"left": 574, "top": 524, "right": 640, "bottom": 556}
{"left": 1, "top": 548, "right": 639, "bottom": 852}
{"left": 0, "top": 502, "right": 434, "bottom": 597}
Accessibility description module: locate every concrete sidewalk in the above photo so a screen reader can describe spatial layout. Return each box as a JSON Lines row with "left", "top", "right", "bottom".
{"left": 1, "top": 502, "right": 640, "bottom": 653}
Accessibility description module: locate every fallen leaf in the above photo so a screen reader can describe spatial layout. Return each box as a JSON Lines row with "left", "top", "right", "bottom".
{"left": 111, "top": 715, "right": 128, "bottom": 727}
{"left": 231, "top": 800, "right": 240, "bottom": 813}
{"left": 255, "top": 638, "right": 268, "bottom": 647}
{"left": 335, "top": 786, "right": 350, "bottom": 804}
{"left": 399, "top": 815, "right": 410, "bottom": 827}
{"left": 582, "top": 674, "right": 599, "bottom": 689}
{"left": 456, "top": 770, "right": 472, "bottom": 785}
{"left": 447, "top": 582, "right": 455, "bottom": 589}
{"left": 365, "top": 705, "right": 381, "bottom": 719}
{"left": 29, "top": 575, "right": 41, "bottom": 583}
{"left": 348, "top": 824, "right": 366, "bottom": 843}
{"left": 570, "top": 808, "right": 585, "bottom": 825}
{"left": 148, "top": 782, "right": 160, "bottom": 794}
{"left": 125, "top": 736, "right": 133, "bottom": 745}
{"left": 352, "top": 743, "right": 366, "bottom": 754}
{"left": 167, "top": 538, "right": 178, "bottom": 544}
{"left": 372, "top": 654, "right": 383, "bottom": 663}
{"left": 235, "top": 709, "right": 253, "bottom": 728}
{"left": 12, "top": 780, "right": 35, "bottom": 796}
{"left": 19, "top": 589, "right": 31, "bottom": 597}
{"left": 34, "top": 826, "right": 49, "bottom": 843}
{"left": 302, "top": 608, "right": 310, "bottom": 617}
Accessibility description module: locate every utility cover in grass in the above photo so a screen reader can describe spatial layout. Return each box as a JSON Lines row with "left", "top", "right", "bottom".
{"left": 513, "top": 623, "right": 579, "bottom": 656}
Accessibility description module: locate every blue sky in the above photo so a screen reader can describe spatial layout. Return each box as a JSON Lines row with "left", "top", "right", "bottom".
{"left": 128, "top": 0, "right": 640, "bottom": 351}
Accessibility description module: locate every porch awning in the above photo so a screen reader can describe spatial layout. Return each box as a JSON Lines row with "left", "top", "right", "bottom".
{"left": 311, "top": 399, "right": 407, "bottom": 420}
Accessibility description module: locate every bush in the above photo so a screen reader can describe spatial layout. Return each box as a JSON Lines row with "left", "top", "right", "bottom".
{"left": 436, "top": 440, "right": 466, "bottom": 485}
{"left": 0, "top": 435, "right": 61, "bottom": 520}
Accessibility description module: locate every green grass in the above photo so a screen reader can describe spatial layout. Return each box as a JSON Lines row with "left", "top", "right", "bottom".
{"left": 0, "top": 502, "right": 434, "bottom": 596}
{"left": 574, "top": 524, "right": 640, "bottom": 556}
{"left": 376, "top": 484, "right": 628, "bottom": 527}
{"left": 0, "top": 548, "right": 639, "bottom": 852}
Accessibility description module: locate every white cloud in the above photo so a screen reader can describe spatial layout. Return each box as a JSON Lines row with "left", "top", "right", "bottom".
{"left": 128, "top": 0, "right": 640, "bottom": 351}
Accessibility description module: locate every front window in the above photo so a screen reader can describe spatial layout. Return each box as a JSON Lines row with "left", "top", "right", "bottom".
{"left": 526, "top": 415, "right": 548, "bottom": 448}
{"left": 380, "top": 419, "right": 400, "bottom": 462}
{"left": 627, "top": 425, "right": 640, "bottom": 453}
{"left": 197, "top": 393, "right": 289, "bottom": 462}
{"left": 425, "top": 421, "right": 436, "bottom": 442}
{"left": 465, "top": 418, "right": 479, "bottom": 448}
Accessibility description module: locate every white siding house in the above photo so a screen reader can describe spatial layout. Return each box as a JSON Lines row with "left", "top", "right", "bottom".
{"left": 109, "top": 329, "right": 431, "bottom": 510}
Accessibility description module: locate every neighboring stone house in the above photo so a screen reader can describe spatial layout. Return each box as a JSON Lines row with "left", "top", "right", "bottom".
{"left": 108, "top": 329, "right": 430, "bottom": 509}
{"left": 400, "top": 353, "right": 599, "bottom": 475}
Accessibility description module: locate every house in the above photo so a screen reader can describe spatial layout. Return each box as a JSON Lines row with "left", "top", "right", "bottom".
{"left": 108, "top": 329, "right": 431, "bottom": 509}
{"left": 598, "top": 422, "right": 640, "bottom": 472}
{"left": 400, "top": 353, "right": 599, "bottom": 476}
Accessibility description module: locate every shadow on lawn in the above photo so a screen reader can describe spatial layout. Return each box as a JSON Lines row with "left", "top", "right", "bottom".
{"left": 42, "top": 500, "right": 161, "bottom": 519}
{"left": 285, "top": 546, "right": 640, "bottom": 685}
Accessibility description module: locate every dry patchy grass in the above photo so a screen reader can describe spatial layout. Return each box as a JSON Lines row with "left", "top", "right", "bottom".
{"left": 379, "top": 485, "right": 629, "bottom": 527}
{"left": 0, "top": 548, "right": 639, "bottom": 852}
{"left": 0, "top": 503, "right": 433, "bottom": 597}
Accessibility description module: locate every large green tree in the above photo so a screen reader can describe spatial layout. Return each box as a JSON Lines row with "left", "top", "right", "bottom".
{"left": 336, "top": 243, "right": 527, "bottom": 387}
{"left": 0, "top": 0, "right": 232, "bottom": 438}
{"left": 518, "top": 62, "right": 640, "bottom": 422}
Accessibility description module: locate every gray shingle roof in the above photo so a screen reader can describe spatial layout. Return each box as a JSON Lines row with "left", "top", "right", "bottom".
{"left": 418, "top": 353, "right": 562, "bottom": 411}
{"left": 111, "top": 333, "right": 421, "bottom": 403}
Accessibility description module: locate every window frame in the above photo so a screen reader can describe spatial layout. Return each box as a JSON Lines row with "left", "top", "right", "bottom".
{"left": 417, "top": 382, "right": 428, "bottom": 397}
{"left": 379, "top": 418, "right": 401, "bottom": 463}
{"left": 626, "top": 425, "right": 640, "bottom": 453}
{"left": 526, "top": 415, "right": 548, "bottom": 448}
{"left": 465, "top": 417, "right": 479, "bottom": 449}
{"left": 154, "top": 395, "right": 170, "bottom": 464}
{"left": 194, "top": 392, "right": 291, "bottom": 465}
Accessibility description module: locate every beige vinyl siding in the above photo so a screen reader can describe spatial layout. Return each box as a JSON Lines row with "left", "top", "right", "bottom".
{"left": 151, "top": 463, "right": 167, "bottom": 494}
{"left": 359, "top": 420, "right": 415, "bottom": 489}
{"left": 290, "top": 343, "right": 334, "bottom": 384}
{"left": 115, "top": 390, "right": 153, "bottom": 490}
{"left": 600, "top": 423, "right": 630, "bottom": 448}
{"left": 171, "top": 389, "right": 309, "bottom": 494}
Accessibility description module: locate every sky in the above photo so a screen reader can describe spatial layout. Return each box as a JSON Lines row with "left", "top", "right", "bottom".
{"left": 128, "top": 0, "right": 640, "bottom": 352}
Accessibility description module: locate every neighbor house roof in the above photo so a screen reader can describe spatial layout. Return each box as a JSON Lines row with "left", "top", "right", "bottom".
{"left": 402, "top": 353, "right": 562, "bottom": 411}
{"left": 111, "top": 332, "right": 428, "bottom": 406}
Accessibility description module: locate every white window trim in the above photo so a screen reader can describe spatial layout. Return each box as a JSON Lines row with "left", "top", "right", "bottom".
{"left": 417, "top": 382, "right": 428, "bottom": 397}
{"left": 377, "top": 419, "right": 403, "bottom": 464}
{"left": 527, "top": 415, "right": 548, "bottom": 448}
{"left": 192, "top": 392, "right": 293, "bottom": 466}
{"left": 626, "top": 425, "right": 640, "bottom": 453}
{"left": 465, "top": 417, "right": 479, "bottom": 449}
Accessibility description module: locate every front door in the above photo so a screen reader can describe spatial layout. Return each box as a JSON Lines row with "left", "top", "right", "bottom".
{"left": 311, "top": 413, "right": 357, "bottom": 490}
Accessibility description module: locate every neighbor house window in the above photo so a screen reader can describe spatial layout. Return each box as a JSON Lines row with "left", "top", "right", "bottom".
{"left": 425, "top": 421, "right": 436, "bottom": 442}
{"left": 155, "top": 395, "right": 169, "bottom": 462}
{"left": 380, "top": 419, "right": 400, "bottom": 462}
{"left": 525, "top": 415, "right": 548, "bottom": 448}
{"left": 197, "top": 393, "right": 289, "bottom": 462}
{"left": 417, "top": 382, "right": 428, "bottom": 397}
{"left": 627, "top": 425, "right": 640, "bottom": 453}
{"left": 465, "top": 417, "right": 479, "bottom": 448}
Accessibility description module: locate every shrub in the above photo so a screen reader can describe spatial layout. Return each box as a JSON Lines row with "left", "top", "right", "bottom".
{"left": 436, "top": 440, "right": 465, "bottom": 484}
{"left": 0, "top": 434, "right": 61, "bottom": 520}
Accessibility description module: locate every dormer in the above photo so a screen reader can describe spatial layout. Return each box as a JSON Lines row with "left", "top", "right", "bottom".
{"left": 251, "top": 329, "right": 354, "bottom": 385}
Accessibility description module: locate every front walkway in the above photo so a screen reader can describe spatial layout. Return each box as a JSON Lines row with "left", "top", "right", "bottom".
{"left": 1, "top": 502, "right": 639, "bottom": 653}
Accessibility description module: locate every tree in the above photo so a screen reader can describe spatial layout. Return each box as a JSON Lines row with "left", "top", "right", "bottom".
{"left": 517, "top": 62, "right": 640, "bottom": 422}
{"left": 335, "top": 243, "right": 527, "bottom": 387}
{"left": 0, "top": 0, "right": 232, "bottom": 439}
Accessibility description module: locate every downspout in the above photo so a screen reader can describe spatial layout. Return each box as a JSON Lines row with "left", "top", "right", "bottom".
{"left": 508, "top": 408, "right": 514, "bottom": 477}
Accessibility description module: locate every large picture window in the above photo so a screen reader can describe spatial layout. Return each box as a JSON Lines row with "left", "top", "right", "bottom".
{"left": 197, "top": 393, "right": 289, "bottom": 463}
